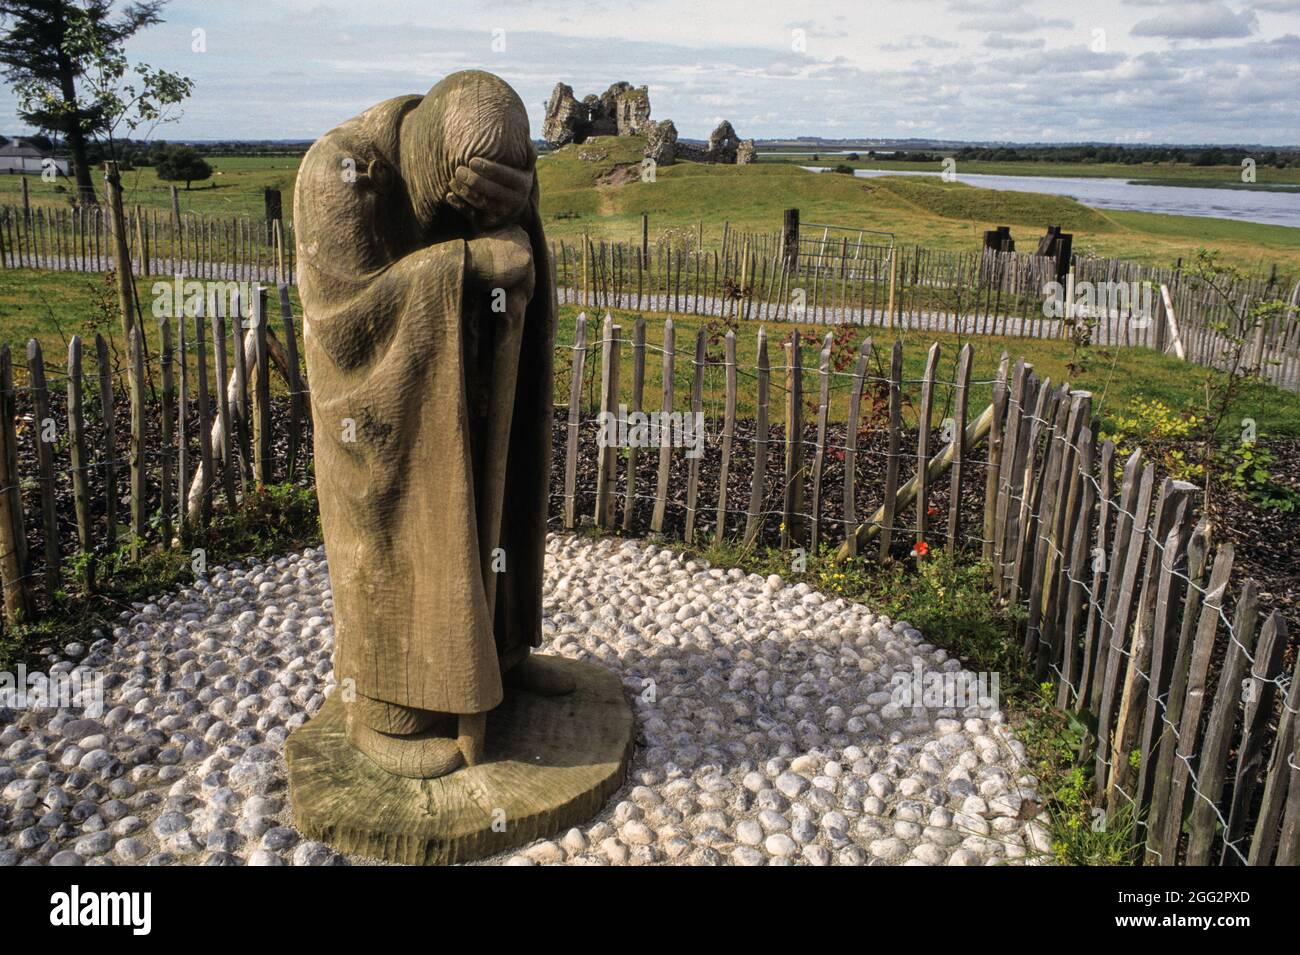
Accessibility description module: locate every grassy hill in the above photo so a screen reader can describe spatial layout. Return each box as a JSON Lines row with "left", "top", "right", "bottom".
{"left": 536, "top": 137, "right": 1300, "bottom": 274}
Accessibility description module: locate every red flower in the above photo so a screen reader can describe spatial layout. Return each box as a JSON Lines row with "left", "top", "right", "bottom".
{"left": 927, "top": 505, "right": 939, "bottom": 517}
{"left": 912, "top": 541, "right": 929, "bottom": 557}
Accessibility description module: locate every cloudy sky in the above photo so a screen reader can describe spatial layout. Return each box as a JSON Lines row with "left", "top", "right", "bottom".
{"left": 3, "top": 0, "right": 1298, "bottom": 145}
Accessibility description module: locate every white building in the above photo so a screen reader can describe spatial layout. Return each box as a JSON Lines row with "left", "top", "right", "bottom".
{"left": 0, "top": 141, "right": 70, "bottom": 175}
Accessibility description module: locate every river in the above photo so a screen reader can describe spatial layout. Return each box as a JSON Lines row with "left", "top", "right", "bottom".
{"left": 802, "top": 167, "right": 1300, "bottom": 228}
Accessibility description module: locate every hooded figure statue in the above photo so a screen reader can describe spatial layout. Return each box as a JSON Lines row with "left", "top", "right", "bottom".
{"left": 294, "top": 70, "right": 566, "bottom": 779}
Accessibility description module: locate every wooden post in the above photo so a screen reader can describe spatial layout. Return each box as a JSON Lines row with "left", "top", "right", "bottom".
{"left": 563, "top": 313, "right": 587, "bottom": 529}
{"left": 0, "top": 347, "right": 32, "bottom": 624}
{"left": 885, "top": 247, "right": 898, "bottom": 328}
{"left": 26, "top": 340, "right": 61, "bottom": 594}
{"left": 715, "top": 330, "right": 737, "bottom": 543}
{"left": 1183, "top": 579, "right": 1262, "bottom": 865}
{"left": 194, "top": 307, "right": 214, "bottom": 527}
{"left": 781, "top": 333, "right": 803, "bottom": 549}
{"left": 622, "top": 318, "right": 646, "bottom": 531}
{"left": 684, "top": 328, "right": 706, "bottom": 543}
{"left": 809, "top": 332, "right": 833, "bottom": 554}
{"left": 210, "top": 310, "right": 238, "bottom": 513}
{"left": 1106, "top": 477, "right": 1197, "bottom": 806}
{"left": 67, "top": 337, "right": 94, "bottom": 588}
{"left": 159, "top": 318, "right": 175, "bottom": 546}
{"left": 915, "top": 343, "right": 940, "bottom": 547}
{"left": 95, "top": 334, "right": 118, "bottom": 547}
{"left": 944, "top": 343, "right": 975, "bottom": 551}
{"left": 128, "top": 326, "right": 147, "bottom": 559}
{"left": 101, "top": 163, "right": 137, "bottom": 349}
{"left": 593, "top": 315, "right": 621, "bottom": 529}
{"left": 879, "top": 341, "right": 903, "bottom": 561}
{"left": 1093, "top": 461, "right": 1156, "bottom": 799}
{"left": 744, "top": 328, "right": 770, "bottom": 546}
{"left": 1249, "top": 638, "right": 1300, "bottom": 864}
{"left": 651, "top": 318, "right": 674, "bottom": 534}
{"left": 842, "top": 337, "right": 871, "bottom": 556}
{"left": 782, "top": 208, "right": 799, "bottom": 273}
{"left": 231, "top": 296, "right": 253, "bottom": 486}
{"left": 278, "top": 284, "right": 305, "bottom": 482}
{"left": 1221, "top": 611, "right": 1286, "bottom": 863}
{"left": 176, "top": 313, "right": 189, "bottom": 536}
{"left": 981, "top": 353, "right": 1009, "bottom": 560}
{"left": 264, "top": 188, "right": 283, "bottom": 243}
{"left": 252, "top": 286, "right": 272, "bottom": 485}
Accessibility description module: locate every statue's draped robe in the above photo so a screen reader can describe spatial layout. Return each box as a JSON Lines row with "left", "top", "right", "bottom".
{"left": 294, "top": 96, "right": 555, "bottom": 716}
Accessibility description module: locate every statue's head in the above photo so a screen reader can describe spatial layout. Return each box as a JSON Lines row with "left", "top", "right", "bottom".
{"left": 403, "top": 70, "right": 535, "bottom": 235}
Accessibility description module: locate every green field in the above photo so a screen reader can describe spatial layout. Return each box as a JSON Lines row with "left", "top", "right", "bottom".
{"left": 4, "top": 137, "right": 1300, "bottom": 277}
{"left": 536, "top": 137, "right": 1300, "bottom": 276}
{"left": 5, "top": 267, "right": 1299, "bottom": 440}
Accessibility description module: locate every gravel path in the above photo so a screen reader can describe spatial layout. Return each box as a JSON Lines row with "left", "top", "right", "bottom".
{"left": 0, "top": 534, "right": 1049, "bottom": 866}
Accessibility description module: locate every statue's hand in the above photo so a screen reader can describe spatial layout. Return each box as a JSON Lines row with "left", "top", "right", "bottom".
{"left": 466, "top": 225, "right": 535, "bottom": 309}
{"left": 447, "top": 157, "right": 535, "bottom": 231}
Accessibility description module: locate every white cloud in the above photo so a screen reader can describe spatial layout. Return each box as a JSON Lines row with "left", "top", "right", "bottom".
{"left": 1132, "top": 2, "right": 1260, "bottom": 38}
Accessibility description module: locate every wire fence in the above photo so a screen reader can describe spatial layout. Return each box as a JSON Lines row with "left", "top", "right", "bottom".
{"left": 1, "top": 282, "right": 1298, "bottom": 865}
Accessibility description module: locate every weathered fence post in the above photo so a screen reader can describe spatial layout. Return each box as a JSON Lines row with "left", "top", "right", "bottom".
{"left": 879, "top": 341, "right": 903, "bottom": 561}
{"left": 782, "top": 208, "right": 799, "bottom": 273}
{"left": 278, "top": 284, "right": 306, "bottom": 482}
{"left": 563, "top": 313, "right": 587, "bottom": 530}
{"left": 67, "top": 337, "right": 94, "bottom": 589}
{"left": 102, "top": 162, "right": 138, "bottom": 350}
{"left": 781, "top": 332, "right": 803, "bottom": 549}
{"left": 684, "top": 328, "right": 706, "bottom": 543}
{"left": 159, "top": 319, "right": 175, "bottom": 545}
{"left": 194, "top": 307, "right": 214, "bottom": 528}
{"left": 744, "top": 327, "right": 770, "bottom": 546}
{"left": 715, "top": 330, "right": 737, "bottom": 543}
{"left": 251, "top": 287, "right": 272, "bottom": 486}
{"left": 94, "top": 334, "right": 119, "bottom": 547}
{"left": 946, "top": 343, "right": 974, "bottom": 551}
{"left": 843, "top": 337, "right": 872, "bottom": 557}
{"left": 915, "top": 343, "right": 940, "bottom": 546}
{"left": 26, "top": 340, "right": 61, "bottom": 594}
{"left": 129, "top": 326, "right": 147, "bottom": 559}
{"left": 809, "top": 332, "right": 833, "bottom": 554}
{"left": 593, "top": 314, "right": 621, "bottom": 529}
{"left": 210, "top": 310, "right": 238, "bottom": 513}
{"left": 0, "top": 347, "right": 32, "bottom": 624}
{"left": 651, "top": 318, "right": 675, "bottom": 534}
{"left": 623, "top": 317, "right": 646, "bottom": 531}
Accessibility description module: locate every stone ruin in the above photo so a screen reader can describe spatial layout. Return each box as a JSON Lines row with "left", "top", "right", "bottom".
{"left": 542, "top": 81, "right": 652, "bottom": 146}
{"left": 542, "top": 81, "right": 755, "bottom": 167}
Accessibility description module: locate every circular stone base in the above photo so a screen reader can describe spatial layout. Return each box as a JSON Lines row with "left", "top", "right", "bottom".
{"left": 285, "top": 654, "right": 634, "bottom": 864}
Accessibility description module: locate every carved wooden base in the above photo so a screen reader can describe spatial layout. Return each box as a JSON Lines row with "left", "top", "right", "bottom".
{"left": 284, "top": 654, "right": 634, "bottom": 865}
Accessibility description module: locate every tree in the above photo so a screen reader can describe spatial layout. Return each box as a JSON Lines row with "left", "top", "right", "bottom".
{"left": 0, "top": 1, "right": 190, "bottom": 204}
{"left": 155, "top": 144, "right": 210, "bottom": 189}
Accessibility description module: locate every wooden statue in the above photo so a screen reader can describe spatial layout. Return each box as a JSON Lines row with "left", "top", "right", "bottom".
{"left": 294, "top": 70, "right": 571, "bottom": 779}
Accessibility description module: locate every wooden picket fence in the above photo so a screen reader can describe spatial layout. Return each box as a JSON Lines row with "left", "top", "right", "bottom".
{"left": 558, "top": 311, "right": 1300, "bottom": 866}
{"left": 0, "top": 202, "right": 294, "bottom": 284}
{"left": 3, "top": 198, "right": 1297, "bottom": 390}
{"left": 0, "top": 283, "right": 309, "bottom": 623}
{"left": 1, "top": 296, "right": 1298, "bottom": 864}
{"left": 554, "top": 231, "right": 1300, "bottom": 392}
